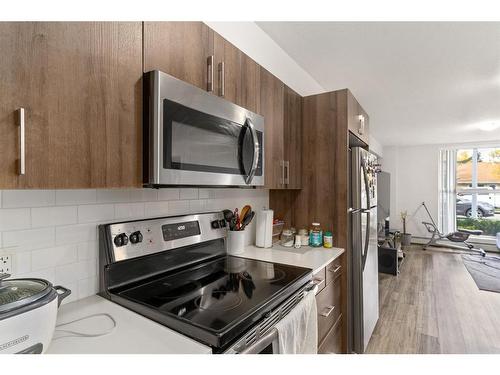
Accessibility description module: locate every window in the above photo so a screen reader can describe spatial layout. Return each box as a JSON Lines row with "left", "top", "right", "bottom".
{"left": 455, "top": 147, "right": 500, "bottom": 237}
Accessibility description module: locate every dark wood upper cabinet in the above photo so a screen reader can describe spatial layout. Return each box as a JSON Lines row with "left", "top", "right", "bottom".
{"left": 260, "top": 68, "right": 285, "bottom": 189}
{"left": 347, "top": 90, "right": 370, "bottom": 145}
{"left": 283, "top": 86, "right": 303, "bottom": 189}
{"left": 143, "top": 22, "right": 214, "bottom": 92}
{"left": 213, "top": 33, "right": 260, "bottom": 114}
{"left": 0, "top": 22, "right": 142, "bottom": 189}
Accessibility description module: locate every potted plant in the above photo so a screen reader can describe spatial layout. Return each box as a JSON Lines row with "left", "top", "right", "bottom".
{"left": 401, "top": 210, "right": 412, "bottom": 247}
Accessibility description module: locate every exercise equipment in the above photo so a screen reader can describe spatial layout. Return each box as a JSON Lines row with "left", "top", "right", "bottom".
{"left": 420, "top": 201, "right": 486, "bottom": 257}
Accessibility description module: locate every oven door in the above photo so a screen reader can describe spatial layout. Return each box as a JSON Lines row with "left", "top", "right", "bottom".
{"left": 145, "top": 70, "right": 264, "bottom": 187}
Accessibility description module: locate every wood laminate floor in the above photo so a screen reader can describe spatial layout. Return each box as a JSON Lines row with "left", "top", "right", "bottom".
{"left": 366, "top": 245, "right": 500, "bottom": 354}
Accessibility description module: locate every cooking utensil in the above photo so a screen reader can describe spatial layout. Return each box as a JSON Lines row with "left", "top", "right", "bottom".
{"left": 240, "top": 210, "right": 255, "bottom": 231}
{"left": 240, "top": 205, "right": 251, "bottom": 224}
{"left": 222, "top": 209, "right": 234, "bottom": 229}
{"left": 233, "top": 208, "right": 240, "bottom": 230}
{"left": 0, "top": 273, "right": 71, "bottom": 353}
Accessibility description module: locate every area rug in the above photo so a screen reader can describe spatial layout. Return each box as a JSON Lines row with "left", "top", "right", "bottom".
{"left": 462, "top": 254, "right": 500, "bottom": 293}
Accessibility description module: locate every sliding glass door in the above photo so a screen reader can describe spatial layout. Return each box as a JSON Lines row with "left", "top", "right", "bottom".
{"left": 455, "top": 147, "right": 500, "bottom": 237}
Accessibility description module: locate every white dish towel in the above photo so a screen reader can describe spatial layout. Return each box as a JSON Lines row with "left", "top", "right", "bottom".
{"left": 275, "top": 290, "right": 318, "bottom": 354}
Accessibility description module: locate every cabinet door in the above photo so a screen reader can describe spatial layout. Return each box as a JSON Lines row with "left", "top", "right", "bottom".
{"left": 260, "top": 68, "right": 284, "bottom": 189}
{"left": 0, "top": 22, "right": 143, "bottom": 188}
{"left": 144, "top": 22, "right": 213, "bottom": 91}
{"left": 283, "top": 86, "right": 302, "bottom": 189}
{"left": 347, "top": 90, "right": 370, "bottom": 145}
{"left": 213, "top": 33, "right": 261, "bottom": 113}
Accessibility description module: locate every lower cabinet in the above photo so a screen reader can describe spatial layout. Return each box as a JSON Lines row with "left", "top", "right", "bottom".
{"left": 318, "top": 316, "right": 343, "bottom": 354}
{"left": 315, "top": 259, "right": 343, "bottom": 353}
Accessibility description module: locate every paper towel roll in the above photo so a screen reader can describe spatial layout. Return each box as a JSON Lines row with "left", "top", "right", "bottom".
{"left": 255, "top": 209, "right": 273, "bottom": 248}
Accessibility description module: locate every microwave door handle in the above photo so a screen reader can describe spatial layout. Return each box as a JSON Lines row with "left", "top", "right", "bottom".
{"left": 244, "top": 118, "right": 260, "bottom": 185}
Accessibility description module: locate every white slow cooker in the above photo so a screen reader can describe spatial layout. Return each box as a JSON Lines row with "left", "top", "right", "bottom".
{"left": 0, "top": 273, "right": 71, "bottom": 354}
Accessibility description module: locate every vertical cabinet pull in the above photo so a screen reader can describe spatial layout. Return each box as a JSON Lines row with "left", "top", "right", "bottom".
{"left": 357, "top": 114, "right": 365, "bottom": 135}
{"left": 284, "top": 161, "right": 290, "bottom": 185}
{"left": 218, "top": 61, "right": 225, "bottom": 97}
{"left": 280, "top": 160, "right": 285, "bottom": 186}
{"left": 207, "top": 56, "right": 214, "bottom": 92}
{"left": 17, "top": 108, "right": 25, "bottom": 175}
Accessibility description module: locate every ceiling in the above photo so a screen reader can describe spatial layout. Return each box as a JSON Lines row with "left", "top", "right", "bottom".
{"left": 256, "top": 22, "right": 500, "bottom": 146}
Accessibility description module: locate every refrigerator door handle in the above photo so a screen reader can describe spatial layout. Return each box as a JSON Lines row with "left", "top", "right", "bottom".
{"left": 362, "top": 210, "right": 370, "bottom": 271}
{"left": 361, "top": 157, "right": 371, "bottom": 209}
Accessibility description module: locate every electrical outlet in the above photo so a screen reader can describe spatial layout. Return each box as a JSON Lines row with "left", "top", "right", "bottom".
{"left": 0, "top": 255, "right": 12, "bottom": 274}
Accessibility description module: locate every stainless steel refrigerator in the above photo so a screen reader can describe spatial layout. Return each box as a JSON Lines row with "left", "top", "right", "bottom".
{"left": 349, "top": 147, "right": 379, "bottom": 353}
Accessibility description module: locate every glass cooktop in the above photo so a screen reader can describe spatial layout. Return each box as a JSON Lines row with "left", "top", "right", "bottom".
{"left": 117, "top": 256, "right": 311, "bottom": 333}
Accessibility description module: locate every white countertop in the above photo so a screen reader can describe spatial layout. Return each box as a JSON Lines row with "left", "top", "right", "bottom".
{"left": 47, "top": 295, "right": 211, "bottom": 354}
{"left": 236, "top": 244, "right": 344, "bottom": 275}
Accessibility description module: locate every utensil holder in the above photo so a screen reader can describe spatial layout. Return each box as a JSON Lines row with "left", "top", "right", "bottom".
{"left": 227, "top": 230, "right": 246, "bottom": 255}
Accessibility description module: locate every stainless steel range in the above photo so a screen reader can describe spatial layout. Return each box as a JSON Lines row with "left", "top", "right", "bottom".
{"left": 98, "top": 212, "right": 312, "bottom": 353}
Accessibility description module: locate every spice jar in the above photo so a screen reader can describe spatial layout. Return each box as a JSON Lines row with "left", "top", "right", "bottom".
{"left": 309, "top": 223, "right": 323, "bottom": 247}
{"left": 280, "top": 229, "right": 295, "bottom": 247}
{"left": 323, "top": 231, "right": 333, "bottom": 248}
{"left": 298, "top": 229, "right": 309, "bottom": 246}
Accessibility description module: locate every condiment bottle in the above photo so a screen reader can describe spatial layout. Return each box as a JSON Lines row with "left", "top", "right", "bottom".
{"left": 309, "top": 223, "right": 323, "bottom": 247}
{"left": 323, "top": 231, "right": 333, "bottom": 248}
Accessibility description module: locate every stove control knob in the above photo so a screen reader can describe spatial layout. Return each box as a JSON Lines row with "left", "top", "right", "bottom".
{"left": 113, "top": 233, "right": 128, "bottom": 247}
{"left": 129, "top": 231, "right": 143, "bottom": 244}
{"left": 211, "top": 220, "right": 220, "bottom": 229}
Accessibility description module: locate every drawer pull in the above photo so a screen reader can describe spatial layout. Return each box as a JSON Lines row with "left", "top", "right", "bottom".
{"left": 312, "top": 277, "right": 325, "bottom": 286}
{"left": 320, "top": 305, "right": 335, "bottom": 318}
{"left": 329, "top": 265, "right": 341, "bottom": 273}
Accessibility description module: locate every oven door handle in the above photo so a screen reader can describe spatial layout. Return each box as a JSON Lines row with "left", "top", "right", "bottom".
{"left": 244, "top": 118, "right": 260, "bottom": 185}
{"left": 238, "top": 328, "right": 278, "bottom": 354}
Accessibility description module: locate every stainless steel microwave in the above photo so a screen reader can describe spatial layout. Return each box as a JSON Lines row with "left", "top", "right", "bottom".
{"left": 143, "top": 70, "right": 264, "bottom": 187}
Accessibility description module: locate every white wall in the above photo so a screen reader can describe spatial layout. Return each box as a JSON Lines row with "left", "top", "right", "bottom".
{"left": 382, "top": 144, "right": 440, "bottom": 238}
{"left": 0, "top": 188, "right": 268, "bottom": 304}
{"left": 204, "top": 22, "right": 324, "bottom": 97}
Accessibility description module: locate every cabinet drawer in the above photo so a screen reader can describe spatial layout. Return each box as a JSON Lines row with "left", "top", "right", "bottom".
{"left": 312, "top": 267, "right": 326, "bottom": 294}
{"left": 316, "top": 276, "right": 341, "bottom": 343}
{"left": 318, "top": 316, "right": 342, "bottom": 354}
{"left": 325, "top": 261, "right": 342, "bottom": 286}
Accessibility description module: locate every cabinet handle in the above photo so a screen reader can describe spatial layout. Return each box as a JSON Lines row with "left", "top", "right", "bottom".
{"left": 320, "top": 305, "right": 335, "bottom": 318}
{"left": 358, "top": 115, "right": 365, "bottom": 135}
{"left": 218, "top": 61, "right": 225, "bottom": 97}
{"left": 17, "top": 108, "right": 25, "bottom": 175}
{"left": 279, "top": 160, "right": 285, "bottom": 186}
{"left": 284, "top": 160, "right": 290, "bottom": 185}
{"left": 207, "top": 56, "right": 214, "bottom": 92}
{"left": 328, "top": 265, "right": 341, "bottom": 274}
{"left": 312, "top": 277, "right": 325, "bottom": 287}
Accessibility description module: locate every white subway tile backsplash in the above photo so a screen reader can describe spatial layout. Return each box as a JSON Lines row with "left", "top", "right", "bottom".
{"left": 2, "top": 190, "right": 55, "bottom": 208}
{"left": 168, "top": 200, "right": 190, "bottom": 215}
{"left": 77, "top": 242, "right": 97, "bottom": 262}
{"left": 56, "top": 223, "right": 98, "bottom": 245}
{"left": 12, "top": 251, "right": 31, "bottom": 275}
{"left": 32, "top": 206, "right": 78, "bottom": 228}
{"left": 56, "top": 189, "right": 97, "bottom": 206}
{"left": 78, "top": 276, "right": 98, "bottom": 300}
{"left": 55, "top": 258, "right": 97, "bottom": 285}
{"left": 31, "top": 245, "right": 78, "bottom": 271}
{"left": 0, "top": 208, "right": 31, "bottom": 231}
{"left": 77, "top": 241, "right": 98, "bottom": 261}
{"left": 198, "top": 189, "right": 216, "bottom": 199}
{"left": 180, "top": 188, "right": 198, "bottom": 200}
{"left": 78, "top": 204, "right": 115, "bottom": 223}
{"left": 96, "top": 189, "right": 131, "bottom": 203}
{"left": 115, "top": 202, "right": 145, "bottom": 220}
{"left": 0, "top": 187, "right": 269, "bottom": 303}
{"left": 129, "top": 189, "right": 158, "bottom": 202}
{"left": 2, "top": 228, "right": 55, "bottom": 251}
{"left": 157, "top": 188, "right": 180, "bottom": 201}
{"left": 144, "top": 201, "right": 170, "bottom": 217}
